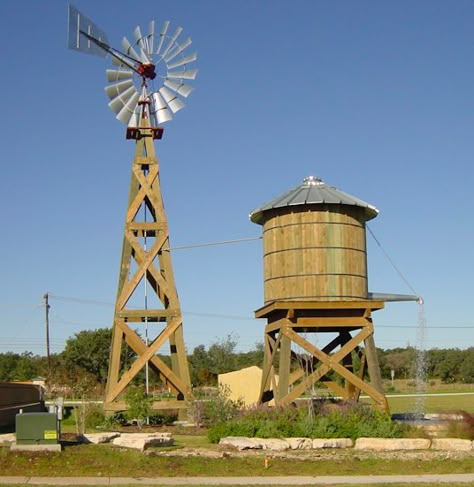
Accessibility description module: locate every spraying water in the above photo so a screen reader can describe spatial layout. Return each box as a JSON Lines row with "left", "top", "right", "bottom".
{"left": 414, "top": 299, "right": 427, "bottom": 415}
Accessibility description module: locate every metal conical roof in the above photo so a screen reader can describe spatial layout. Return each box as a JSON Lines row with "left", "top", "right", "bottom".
{"left": 249, "top": 176, "right": 379, "bottom": 224}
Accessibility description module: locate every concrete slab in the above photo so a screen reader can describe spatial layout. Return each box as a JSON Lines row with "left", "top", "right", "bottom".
{"left": 10, "top": 442, "right": 62, "bottom": 452}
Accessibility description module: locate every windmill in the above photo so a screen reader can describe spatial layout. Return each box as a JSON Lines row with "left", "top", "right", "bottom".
{"left": 67, "top": 5, "right": 197, "bottom": 412}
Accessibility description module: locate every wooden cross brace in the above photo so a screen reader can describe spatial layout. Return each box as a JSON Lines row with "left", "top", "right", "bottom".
{"left": 259, "top": 318, "right": 388, "bottom": 412}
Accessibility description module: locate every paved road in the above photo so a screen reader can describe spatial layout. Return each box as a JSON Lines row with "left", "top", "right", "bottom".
{"left": 1, "top": 474, "right": 474, "bottom": 485}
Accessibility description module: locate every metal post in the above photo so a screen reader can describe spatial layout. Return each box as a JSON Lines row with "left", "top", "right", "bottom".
{"left": 43, "top": 293, "right": 51, "bottom": 371}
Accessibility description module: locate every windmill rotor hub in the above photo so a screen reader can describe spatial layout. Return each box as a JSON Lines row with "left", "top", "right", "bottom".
{"left": 137, "top": 63, "right": 156, "bottom": 80}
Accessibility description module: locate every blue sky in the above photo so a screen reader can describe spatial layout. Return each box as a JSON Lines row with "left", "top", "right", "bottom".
{"left": 0, "top": 0, "right": 473, "bottom": 356}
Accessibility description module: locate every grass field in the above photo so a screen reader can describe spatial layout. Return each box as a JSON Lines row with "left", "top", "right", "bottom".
{"left": 0, "top": 443, "right": 473, "bottom": 478}
{"left": 386, "top": 393, "right": 474, "bottom": 414}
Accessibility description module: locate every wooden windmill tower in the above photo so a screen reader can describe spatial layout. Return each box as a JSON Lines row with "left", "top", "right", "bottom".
{"left": 250, "top": 176, "right": 389, "bottom": 412}
{"left": 68, "top": 6, "right": 197, "bottom": 412}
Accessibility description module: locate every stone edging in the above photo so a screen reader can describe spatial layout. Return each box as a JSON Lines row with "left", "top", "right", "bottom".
{"left": 219, "top": 436, "right": 474, "bottom": 452}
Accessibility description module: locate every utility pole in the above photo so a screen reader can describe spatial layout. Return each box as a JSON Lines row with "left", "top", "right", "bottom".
{"left": 43, "top": 293, "right": 51, "bottom": 370}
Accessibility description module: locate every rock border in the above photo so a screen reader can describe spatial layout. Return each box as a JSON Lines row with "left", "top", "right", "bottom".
{"left": 219, "top": 436, "right": 474, "bottom": 452}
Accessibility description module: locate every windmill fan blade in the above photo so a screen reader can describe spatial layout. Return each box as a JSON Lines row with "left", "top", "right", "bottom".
{"left": 164, "top": 37, "right": 192, "bottom": 63}
{"left": 161, "top": 26, "right": 183, "bottom": 58}
{"left": 155, "top": 21, "right": 170, "bottom": 55}
{"left": 68, "top": 4, "right": 109, "bottom": 57}
{"left": 167, "top": 68, "right": 198, "bottom": 80}
{"left": 163, "top": 79, "right": 194, "bottom": 98}
{"left": 128, "top": 107, "right": 140, "bottom": 127}
{"left": 116, "top": 91, "right": 140, "bottom": 124}
{"left": 159, "top": 87, "right": 185, "bottom": 113}
{"left": 134, "top": 25, "right": 151, "bottom": 60}
{"left": 148, "top": 20, "right": 155, "bottom": 55}
{"left": 121, "top": 36, "right": 142, "bottom": 62}
{"left": 167, "top": 52, "right": 197, "bottom": 70}
{"left": 152, "top": 92, "right": 173, "bottom": 123}
{"left": 106, "top": 69, "right": 133, "bottom": 82}
{"left": 105, "top": 79, "right": 134, "bottom": 99}
{"left": 108, "top": 85, "right": 138, "bottom": 114}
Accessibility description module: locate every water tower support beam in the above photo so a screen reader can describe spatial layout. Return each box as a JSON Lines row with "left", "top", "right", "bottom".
{"left": 256, "top": 300, "right": 389, "bottom": 413}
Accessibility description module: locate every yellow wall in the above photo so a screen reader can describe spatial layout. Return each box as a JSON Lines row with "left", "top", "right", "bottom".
{"left": 218, "top": 366, "right": 263, "bottom": 406}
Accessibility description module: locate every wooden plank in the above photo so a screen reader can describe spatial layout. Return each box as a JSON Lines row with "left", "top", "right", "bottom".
{"left": 255, "top": 300, "right": 385, "bottom": 318}
{"left": 118, "top": 309, "right": 178, "bottom": 321}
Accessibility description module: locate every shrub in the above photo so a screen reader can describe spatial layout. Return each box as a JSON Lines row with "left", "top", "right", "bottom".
{"left": 124, "top": 387, "right": 153, "bottom": 428}
{"left": 207, "top": 400, "right": 404, "bottom": 443}
{"left": 189, "top": 384, "right": 243, "bottom": 427}
{"left": 148, "top": 412, "right": 177, "bottom": 426}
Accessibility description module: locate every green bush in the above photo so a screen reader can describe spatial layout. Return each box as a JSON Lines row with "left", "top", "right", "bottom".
{"left": 207, "top": 401, "right": 404, "bottom": 443}
{"left": 84, "top": 405, "right": 106, "bottom": 429}
{"left": 148, "top": 412, "right": 177, "bottom": 426}
{"left": 124, "top": 387, "right": 153, "bottom": 428}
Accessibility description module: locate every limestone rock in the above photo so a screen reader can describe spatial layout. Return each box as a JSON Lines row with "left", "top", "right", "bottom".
{"left": 286, "top": 437, "right": 313, "bottom": 450}
{"left": 260, "top": 438, "right": 290, "bottom": 451}
{"left": 355, "top": 438, "right": 431, "bottom": 450}
{"left": 112, "top": 432, "right": 173, "bottom": 451}
{"left": 80, "top": 432, "right": 120, "bottom": 444}
{"left": 431, "top": 438, "right": 472, "bottom": 451}
{"left": 0, "top": 433, "right": 16, "bottom": 444}
{"left": 219, "top": 437, "right": 265, "bottom": 450}
{"left": 312, "top": 438, "right": 353, "bottom": 449}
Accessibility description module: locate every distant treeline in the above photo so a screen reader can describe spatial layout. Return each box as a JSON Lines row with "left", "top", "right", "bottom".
{"left": 0, "top": 329, "right": 472, "bottom": 394}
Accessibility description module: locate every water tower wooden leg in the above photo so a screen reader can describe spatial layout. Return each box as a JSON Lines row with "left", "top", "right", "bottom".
{"left": 277, "top": 330, "right": 291, "bottom": 403}
{"left": 364, "top": 333, "right": 389, "bottom": 412}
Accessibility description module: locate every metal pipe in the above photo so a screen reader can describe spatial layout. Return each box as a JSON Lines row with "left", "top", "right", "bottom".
{"left": 368, "top": 292, "right": 423, "bottom": 305}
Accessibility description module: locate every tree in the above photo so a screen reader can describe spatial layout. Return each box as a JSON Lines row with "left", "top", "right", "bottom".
{"left": 207, "top": 334, "right": 238, "bottom": 377}
{"left": 62, "top": 328, "right": 112, "bottom": 384}
{"left": 460, "top": 348, "right": 474, "bottom": 383}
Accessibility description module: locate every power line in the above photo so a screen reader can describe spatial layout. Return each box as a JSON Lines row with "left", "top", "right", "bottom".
{"left": 164, "top": 236, "right": 262, "bottom": 251}
{"left": 367, "top": 224, "right": 420, "bottom": 298}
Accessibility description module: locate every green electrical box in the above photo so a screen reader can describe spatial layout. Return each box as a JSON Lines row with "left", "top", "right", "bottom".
{"left": 16, "top": 413, "right": 58, "bottom": 445}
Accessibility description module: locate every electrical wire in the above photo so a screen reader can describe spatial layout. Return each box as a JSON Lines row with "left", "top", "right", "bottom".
{"left": 367, "top": 224, "right": 420, "bottom": 297}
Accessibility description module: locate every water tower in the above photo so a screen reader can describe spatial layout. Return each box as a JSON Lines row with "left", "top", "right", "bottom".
{"left": 250, "top": 176, "right": 388, "bottom": 411}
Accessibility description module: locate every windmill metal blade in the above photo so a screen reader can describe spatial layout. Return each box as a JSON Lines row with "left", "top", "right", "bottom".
{"left": 161, "top": 26, "right": 183, "bottom": 58}
{"left": 152, "top": 92, "right": 173, "bottom": 123}
{"left": 68, "top": 4, "right": 109, "bottom": 57}
{"left": 128, "top": 107, "right": 140, "bottom": 127}
{"left": 147, "top": 20, "right": 155, "bottom": 55}
{"left": 167, "top": 68, "right": 198, "bottom": 80}
{"left": 106, "top": 69, "right": 133, "bottom": 82}
{"left": 105, "top": 79, "right": 134, "bottom": 99}
{"left": 134, "top": 25, "right": 144, "bottom": 48}
{"left": 134, "top": 25, "right": 151, "bottom": 60}
{"left": 108, "top": 85, "right": 138, "bottom": 114}
{"left": 159, "top": 87, "right": 185, "bottom": 113}
{"left": 163, "top": 79, "right": 194, "bottom": 98}
{"left": 167, "top": 52, "right": 197, "bottom": 70}
{"left": 164, "top": 37, "right": 192, "bottom": 63}
{"left": 121, "top": 36, "right": 142, "bottom": 62}
{"left": 116, "top": 91, "right": 140, "bottom": 124}
{"left": 155, "top": 21, "right": 170, "bottom": 55}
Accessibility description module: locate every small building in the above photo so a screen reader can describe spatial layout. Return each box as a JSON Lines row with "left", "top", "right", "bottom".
{"left": 218, "top": 366, "right": 277, "bottom": 406}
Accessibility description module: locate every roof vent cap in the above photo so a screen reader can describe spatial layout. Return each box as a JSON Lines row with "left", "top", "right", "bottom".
{"left": 303, "top": 175, "right": 323, "bottom": 186}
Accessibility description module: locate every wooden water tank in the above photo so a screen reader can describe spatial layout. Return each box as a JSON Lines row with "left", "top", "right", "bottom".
{"left": 250, "top": 176, "right": 378, "bottom": 303}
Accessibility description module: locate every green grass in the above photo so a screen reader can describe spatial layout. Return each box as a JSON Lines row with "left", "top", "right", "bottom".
{"left": 386, "top": 394, "right": 474, "bottom": 414}
{"left": 1, "top": 444, "right": 473, "bottom": 478}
